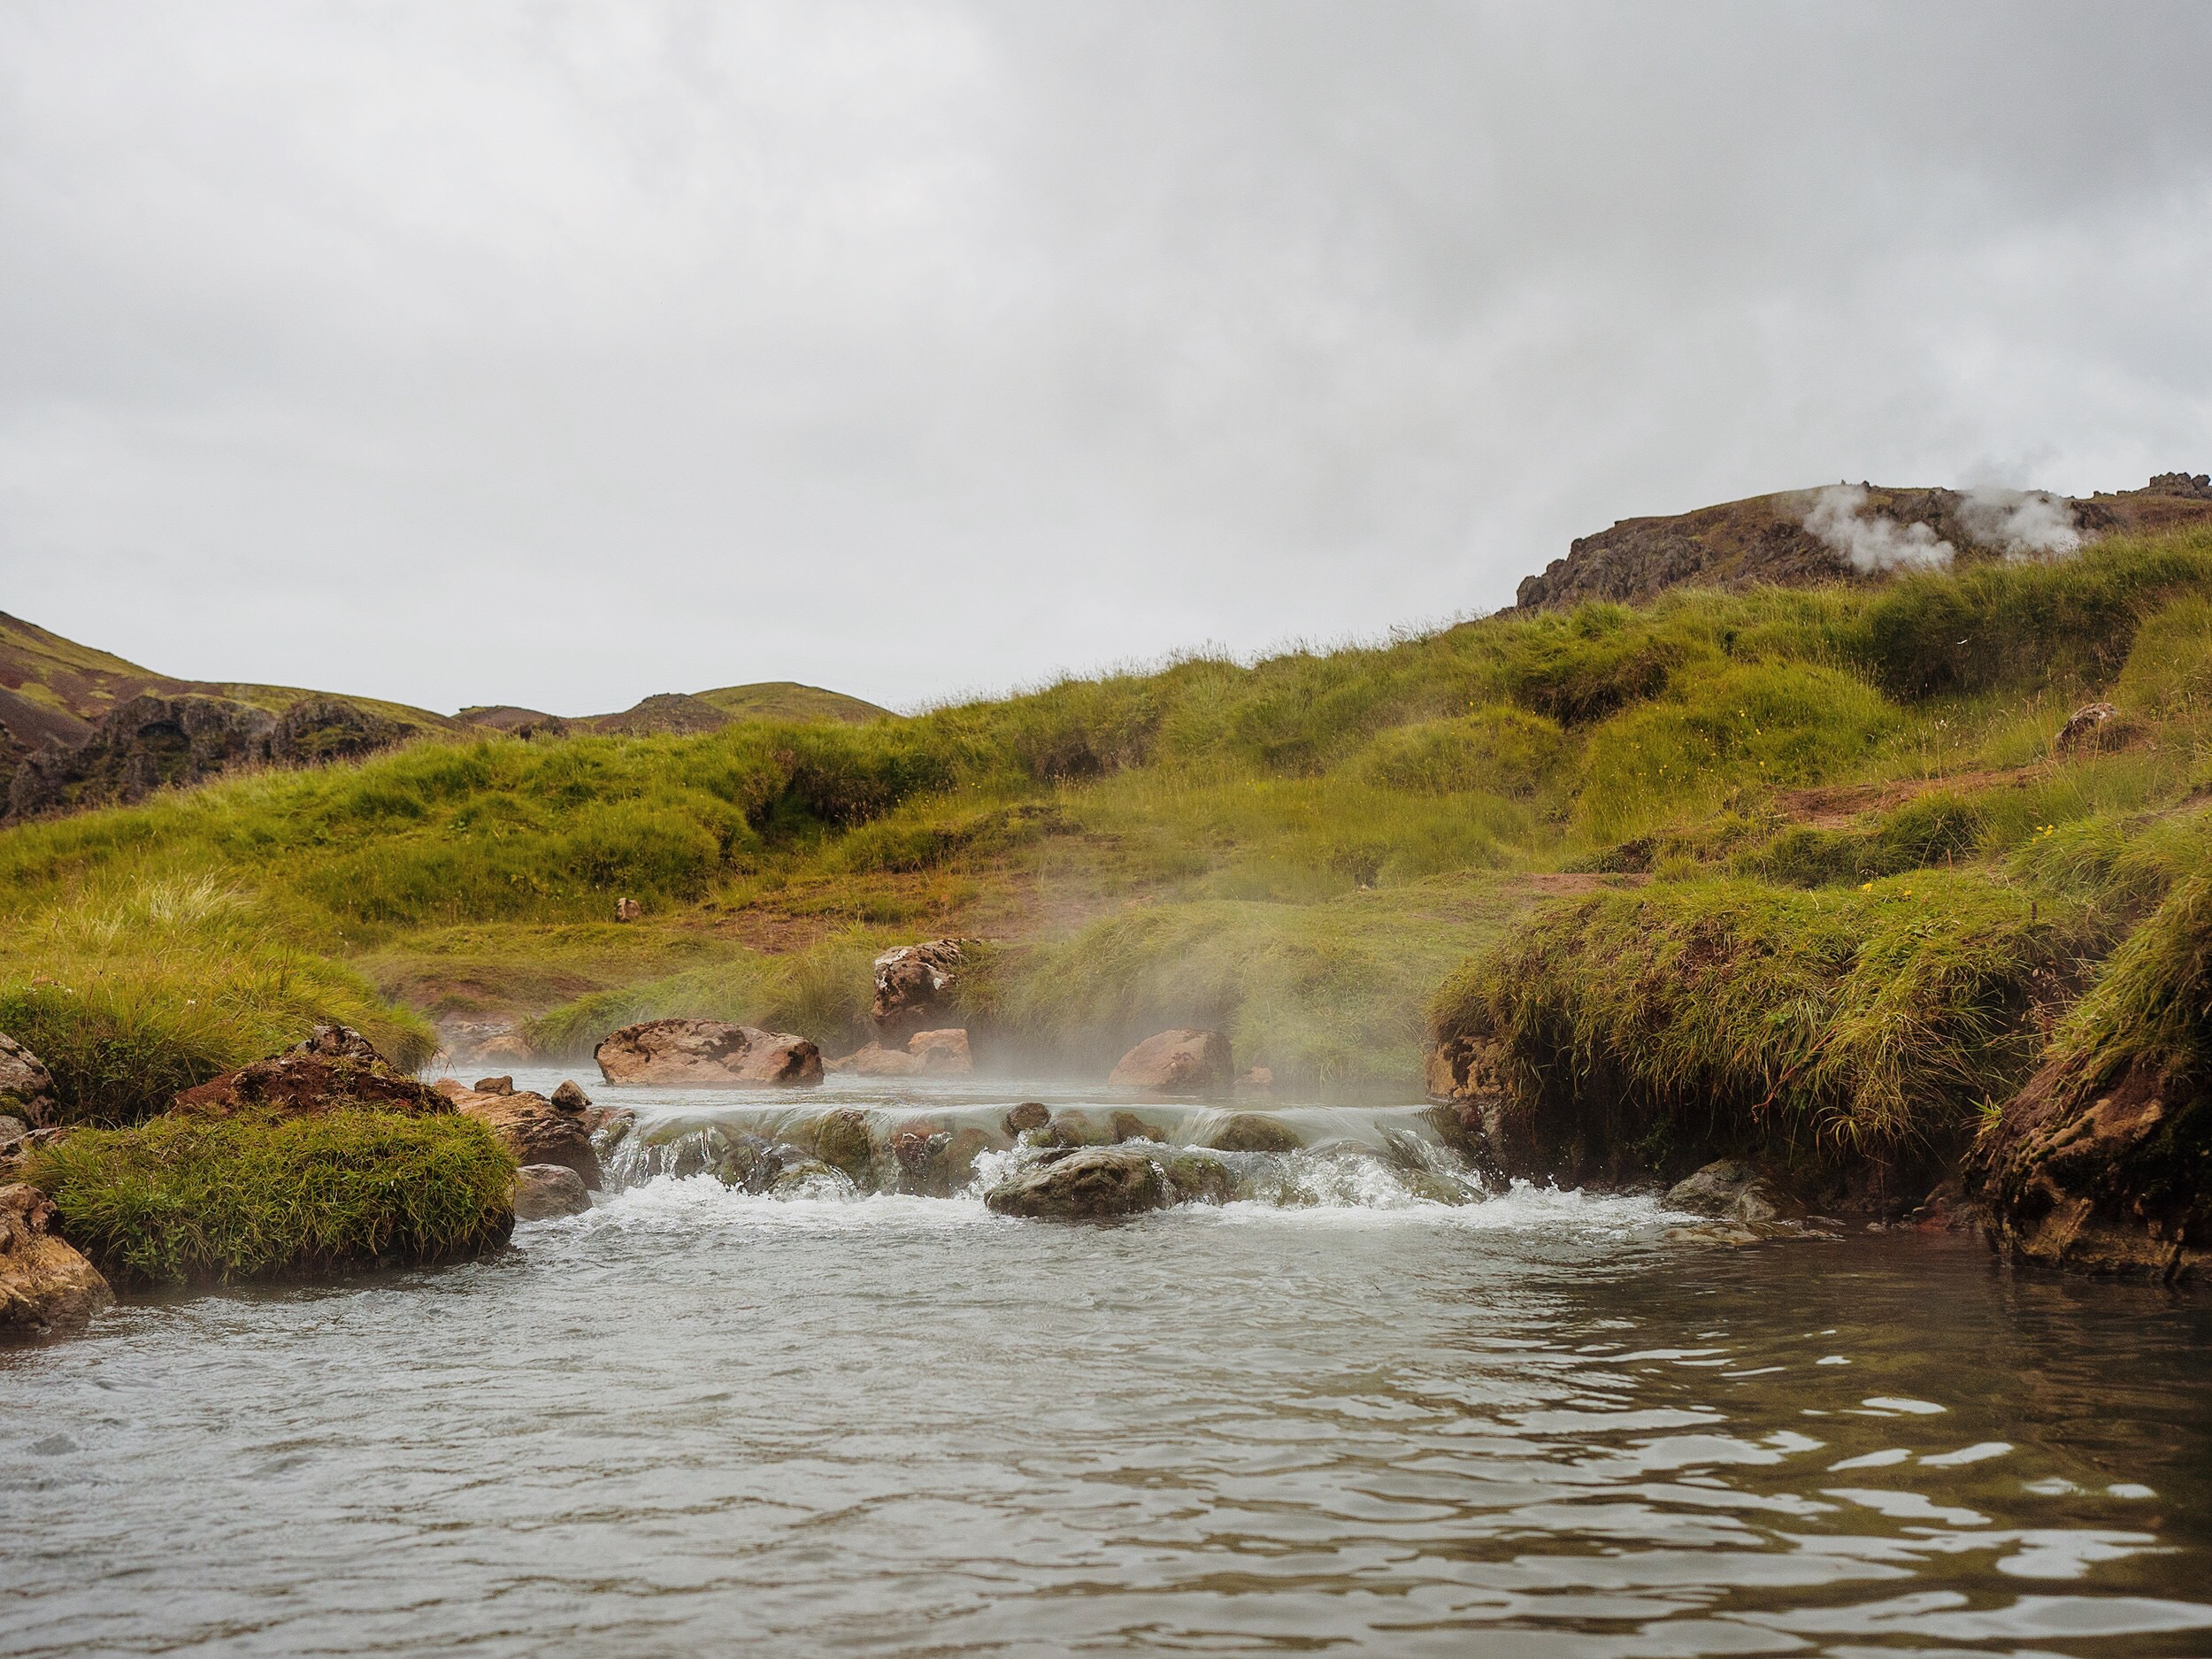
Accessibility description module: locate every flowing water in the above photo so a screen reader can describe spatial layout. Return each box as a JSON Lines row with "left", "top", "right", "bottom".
{"left": 4, "top": 1074, "right": 2209, "bottom": 1657}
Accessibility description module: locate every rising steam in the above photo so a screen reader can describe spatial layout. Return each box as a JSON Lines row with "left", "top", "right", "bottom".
{"left": 1802, "top": 484, "right": 1953, "bottom": 572}
{"left": 1955, "top": 486, "right": 2082, "bottom": 559}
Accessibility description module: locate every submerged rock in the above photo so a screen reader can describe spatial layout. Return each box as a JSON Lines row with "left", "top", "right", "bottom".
{"left": 1110, "top": 1029, "right": 1233, "bottom": 1096}
{"left": 1663, "top": 1160, "right": 1797, "bottom": 1225}
{"left": 807, "top": 1108, "right": 877, "bottom": 1184}
{"left": 1109, "top": 1110, "right": 1163, "bottom": 1144}
{"left": 0, "top": 1033, "right": 57, "bottom": 1127}
{"left": 175, "top": 1025, "right": 449, "bottom": 1119}
{"left": 1206, "top": 1113, "right": 1303, "bottom": 1155}
{"left": 511, "top": 1164, "right": 592, "bottom": 1221}
{"left": 1163, "top": 1152, "right": 1236, "bottom": 1205}
{"left": 1002, "top": 1102, "right": 1051, "bottom": 1136}
{"left": 595, "top": 1019, "right": 823, "bottom": 1087}
{"left": 0, "top": 1182, "right": 111, "bottom": 1337}
{"left": 985, "top": 1148, "right": 1171, "bottom": 1220}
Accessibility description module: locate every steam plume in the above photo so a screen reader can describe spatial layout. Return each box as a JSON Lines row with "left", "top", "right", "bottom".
{"left": 1956, "top": 487, "right": 2082, "bottom": 559}
{"left": 1802, "top": 484, "right": 1953, "bottom": 572}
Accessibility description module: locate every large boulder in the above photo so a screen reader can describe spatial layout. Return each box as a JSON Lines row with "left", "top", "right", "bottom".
{"left": 871, "top": 940, "right": 972, "bottom": 1039}
{"left": 594, "top": 1019, "right": 823, "bottom": 1087}
{"left": 443, "top": 1086, "right": 603, "bottom": 1189}
{"left": 0, "top": 1033, "right": 57, "bottom": 1127}
{"left": 0, "top": 1182, "right": 112, "bottom": 1337}
{"left": 1110, "top": 1029, "right": 1233, "bottom": 1096}
{"left": 173, "top": 1025, "right": 449, "bottom": 1118}
{"left": 511, "top": 1164, "right": 592, "bottom": 1221}
{"left": 985, "top": 1148, "right": 1171, "bottom": 1220}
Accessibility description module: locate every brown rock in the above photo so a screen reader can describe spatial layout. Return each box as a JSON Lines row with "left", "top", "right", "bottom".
{"left": 594, "top": 1019, "right": 824, "bottom": 1087}
{"left": 827, "top": 1042, "right": 922, "bottom": 1078}
{"left": 984, "top": 1148, "right": 1171, "bottom": 1220}
{"left": 472, "top": 1075, "right": 517, "bottom": 1096}
{"left": 549, "top": 1079, "right": 592, "bottom": 1113}
{"left": 474, "top": 1033, "right": 532, "bottom": 1064}
{"left": 0, "top": 1182, "right": 112, "bottom": 1337}
{"left": 615, "top": 896, "right": 642, "bottom": 923}
{"left": 2053, "top": 701, "right": 2140, "bottom": 756}
{"left": 454, "top": 1089, "right": 603, "bottom": 1189}
{"left": 0, "top": 1033, "right": 58, "bottom": 1127}
{"left": 511, "top": 1164, "right": 593, "bottom": 1221}
{"left": 1109, "top": 1029, "right": 1233, "bottom": 1095}
{"left": 1003, "top": 1102, "right": 1051, "bottom": 1136}
{"left": 174, "top": 1025, "right": 450, "bottom": 1118}
{"left": 871, "top": 939, "right": 972, "bottom": 1038}
{"left": 908, "top": 1028, "right": 972, "bottom": 1076}
{"left": 1207, "top": 1113, "right": 1304, "bottom": 1154}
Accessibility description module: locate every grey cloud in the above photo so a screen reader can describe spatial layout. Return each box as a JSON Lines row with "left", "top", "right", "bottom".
{"left": 2, "top": 1, "right": 2209, "bottom": 714}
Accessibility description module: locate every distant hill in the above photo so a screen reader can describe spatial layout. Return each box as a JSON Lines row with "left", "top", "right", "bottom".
{"left": 457, "top": 683, "right": 891, "bottom": 741}
{"left": 1514, "top": 472, "right": 2212, "bottom": 611}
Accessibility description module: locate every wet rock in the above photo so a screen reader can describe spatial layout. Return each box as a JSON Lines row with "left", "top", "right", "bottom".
{"left": 710, "top": 1134, "right": 785, "bottom": 1192}
{"left": 1164, "top": 1152, "right": 1236, "bottom": 1205}
{"left": 985, "top": 1148, "right": 1171, "bottom": 1220}
{"left": 472, "top": 1075, "right": 517, "bottom": 1097}
{"left": 767, "top": 1157, "right": 852, "bottom": 1198}
{"left": 454, "top": 1089, "right": 603, "bottom": 1189}
{"left": 1967, "top": 1054, "right": 2210, "bottom": 1281}
{"left": 892, "top": 1126, "right": 956, "bottom": 1195}
{"left": 1003, "top": 1102, "right": 1051, "bottom": 1136}
{"left": 588, "top": 1107, "right": 635, "bottom": 1158}
{"left": 871, "top": 939, "right": 972, "bottom": 1040}
{"left": 0, "top": 1033, "right": 58, "bottom": 1127}
{"left": 908, "top": 1028, "right": 972, "bottom": 1076}
{"left": 511, "top": 1164, "right": 592, "bottom": 1221}
{"left": 549, "top": 1079, "right": 592, "bottom": 1114}
{"left": 174, "top": 1025, "right": 450, "bottom": 1118}
{"left": 1110, "top": 1029, "right": 1233, "bottom": 1095}
{"left": 1207, "top": 1113, "right": 1304, "bottom": 1155}
{"left": 595, "top": 1019, "right": 823, "bottom": 1087}
{"left": 1109, "top": 1110, "right": 1163, "bottom": 1144}
{"left": 1663, "top": 1160, "right": 1800, "bottom": 1225}
{"left": 808, "top": 1108, "right": 877, "bottom": 1184}
{"left": 0, "top": 1182, "right": 111, "bottom": 1337}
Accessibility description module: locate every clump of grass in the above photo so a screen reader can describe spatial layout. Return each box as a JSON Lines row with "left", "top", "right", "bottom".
{"left": 1575, "top": 662, "right": 1901, "bottom": 843}
{"left": 2045, "top": 870, "right": 2212, "bottom": 1090}
{"left": 27, "top": 1110, "right": 515, "bottom": 1286}
{"left": 1356, "top": 704, "right": 1568, "bottom": 798}
{"left": 2116, "top": 595, "right": 2212, "bottom": 717}
{"left": 1432, "top": 872, "right": 2102, "bottom": 1155}
{"left": 0, "top": 874, "right": 434, "bottom": 1123}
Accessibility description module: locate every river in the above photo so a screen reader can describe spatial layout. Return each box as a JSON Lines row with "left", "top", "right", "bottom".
{"left": 4, "top": 1074, "right": 2208, "bottom": 1656}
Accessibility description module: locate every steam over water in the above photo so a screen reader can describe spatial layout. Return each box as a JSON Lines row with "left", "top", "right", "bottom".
{"left": 4, "top": 1075, "right": 2209, "bottom": 1656}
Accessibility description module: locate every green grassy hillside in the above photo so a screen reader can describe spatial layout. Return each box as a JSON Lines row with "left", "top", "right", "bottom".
{"left": 4, "top": 521, "right": 2211, "bottom": 1116}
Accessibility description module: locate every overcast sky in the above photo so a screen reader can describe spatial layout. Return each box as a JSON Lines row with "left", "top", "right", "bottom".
{"left": 4, "top": 3, "right": 2209, "bottom": 717}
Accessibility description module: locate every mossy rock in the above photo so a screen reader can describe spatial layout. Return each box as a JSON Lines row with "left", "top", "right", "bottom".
{"left": 1164, "top": 1153, "right": 1235, "bottom": 1205}
{"left": 1207, "top": 1113, "right": 1304, "bottom": 1155}
{"left": 806, "top": 1109, "right": 877, "bottom": 1184}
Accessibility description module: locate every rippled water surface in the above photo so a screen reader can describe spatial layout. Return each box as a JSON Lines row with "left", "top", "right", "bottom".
{"left": 5, "top": 1076, "right": 2209, "bottom": 1656}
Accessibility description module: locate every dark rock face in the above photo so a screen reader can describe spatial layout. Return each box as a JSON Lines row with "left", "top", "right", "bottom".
{"left": 1110, "top": 1030, "right": 1233, "bottom": 1096}
{"left": 595, "top": 1019, "right": 823, "bottom": 1087}
{"left": 549, "top": 1080, "right": 592, "bottom": 1113}
{"left": 0, "top": 1033, "right": 58, "bottom": 1128}
{"left": 173, "top": 1025, "right": 450, "bottom": 1119}
{"left": 4, "top": 693, "right": 409, "bottom": 820}
{"left": 871, "top": 940, "right": 972, "bottom": 1040}
{"left": 1966, "top": 1056, "right": 2209, "bottom": 1282}
{"left": 984, "top": 1148, "right": 1171, "bottom": 1220}
{"left": 511, "top": 1164, "right": 592, "bottom": 1221}
{"left": 0, "top": 1182, "right": 112, "bottom": 1337}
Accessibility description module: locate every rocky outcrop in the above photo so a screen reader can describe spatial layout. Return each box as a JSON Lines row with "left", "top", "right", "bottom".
{"left": 1109, "top": 1029, "right": 1233, "bottom": 1095}
{"left": 4, "top": 693, "right": 410, "bottom": 821}
{"left": 444, "top": 1085, "right": 603, "bottom": 1189}
{"left": 1966, "top": 1056, "right": 2208, "bottom": 1281}
{"left": 0, "top": 1033, "right": 57, "bottom": 1127}
{"left": 0, "top": 1183, "right": 112, "bottom": 1337}
{"left": 984, "top": 1148, "right": 1171, "bottom": 1220}
{"left": 871, "top": 940, "right": 972, "bottom": 1040}
{"left": 173, "top": 1025, "right": 450, "bottom": 1118}
{"left": 511, "top": 1164, "right": 593, "bottom": 1221}
{"left": 594, "top": 1019, "right": 823, "bottom": 1087}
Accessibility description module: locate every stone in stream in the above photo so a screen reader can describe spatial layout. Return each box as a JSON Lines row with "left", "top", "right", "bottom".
{"left": 1663, "top": 1160, "right": 1798, "bottom": 1225}
{"left": 511, "top": 1164, "right": 592, "bottom": 1221}
{"left": 807, "top": 1108, "right": 877, "bottom": 1184}
{"left": 447, "top": 1087, "right": 604, "bottom": 1190}
{"left": 1206, "top": 1113, "right": 1304, "bottom": 1155}
{"left": 549, "top": 1080, "right": 592, "bottom": 1113}
{"left": 1110, "top": 1110, "right": 1163, "bottom": 1144}
{"left": 595, "top": 1019, "right": 823, "bottom": 1087}
{"left": 0, "top": 1033, "right": 57, "bottom": 1127}
{"left": 825, "top": 1042, "right": 921, "bottom": 1078}
{"left": 1163, "top": 1152, "right": 1236, "bottom": 1206}
{"left": 984, "top": 1148, "right": 1171, "bottom": 1220}
{"left": 1110, "top": 1029, "right": 1233, "bottom": 1096}
{"left": 907, "top": 1028, "right": 972, "bottom": 1076}
{"left": 472, "top": 1075, "right": 517, "bottom": 1096}
{"left": 0, "top": 1182, "right": 111, "bottom": 1338}
{"left": 1002, "top": 1102, "right": 1051, "bottom": 1137}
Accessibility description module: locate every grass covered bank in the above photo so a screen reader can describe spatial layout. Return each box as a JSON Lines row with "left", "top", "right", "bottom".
{"left": 25, "top": 1110, "right": 515, "bottom": 1286}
